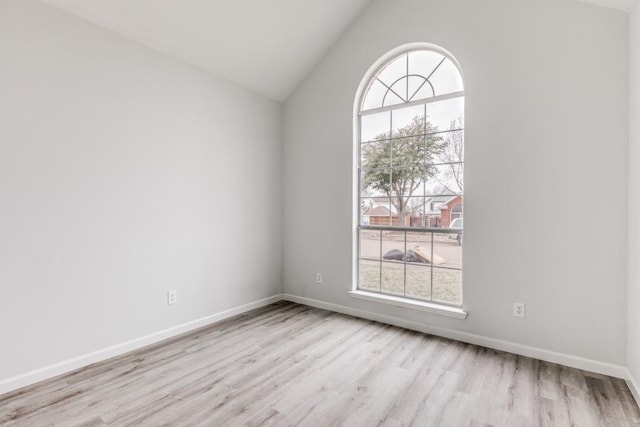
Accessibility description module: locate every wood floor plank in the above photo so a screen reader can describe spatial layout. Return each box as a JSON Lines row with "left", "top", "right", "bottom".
{"left": 1, "top": 301, "right": 638, "bottom": 426}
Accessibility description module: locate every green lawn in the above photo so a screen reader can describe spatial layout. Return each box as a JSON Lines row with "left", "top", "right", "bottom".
{"left": 359, "top": 259, "right": 462, "bottom": 306}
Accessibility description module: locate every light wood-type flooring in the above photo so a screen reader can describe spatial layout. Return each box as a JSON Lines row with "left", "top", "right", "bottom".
{"left": 1, "top": 301, "right": 639, "bottom": 426}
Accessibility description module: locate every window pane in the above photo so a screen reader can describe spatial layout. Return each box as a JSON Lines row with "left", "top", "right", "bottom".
{"left": 432, "top": 268, "right": 462, "bottom": 305}
{"left": 377, "top": 54, "right": 408, "bottom": 88}
{"left": 426, "top": 97, "right": 464, "bottom": 134}
{"left": 361, "top": 196, "right": 394, "bottom": 226}
{"left": 423, "top": 196, "right": 463, "bottom": 227}
{"left": 384, "top": 164, "right": 426, "bottom": 196}
{"left": 409, "top": 51, "right": 444, "bottom": 81}
{"left": 430, "top": 58, "right": 464, "bottom": 96}
{"left": 386, "top": 201, "right": 424, "bottom": 229}
{"left": 411, "top": 83, "right": 435, "bottom": 103}
{"left": 381, "top": 230, "right": 405, "bottom": 259}
{"left": 361, "top": 140, "right": 390, "bottom": 169}
{"left": 407, "top": 76, "right": 429, "bottom": 102}
{"left": 362, "top": 79, "right": 387, "bottom": 111}
{"left": 359, "top": 259, "right": 381, "bottom": 292}
{"left": 405, "top": 232, "right": 433, "bottom": 259}
{"left": 436, "top": 232, "right": 462, "bottom": 269}
{"left": 359, "top": 228, "right": 381, "bottom": 259}
{"left": 360, "top": 200, "right": 373, "bottom": 225}
{"left": 361, "top": 167, "right": 391, "bottom": 202}
{"left": 426, "top": 164, "right": 463, "bottom": 195}
{"left": 389, "top": 78, "right": 408, "bottom": 103}
{"left": 406, "top": 263, "right": 432, "bottom": 300}
{"left": 373, "top": 195, "right": 427, "bottom": 228}
{"left": 424, "top": 198, "right": 445, "bottom": 227}
{"left": 404, "top": 196, "right": 426, "bottom": 227}
{"left": 380, "top": 229, "right": 405, "bottom": 294}
{"left": 427, "top": 132, "right": 446, "bottom": 164}
{"left": 391, "top": 105, "right": 425, "bottom": 137}
{"left": 382, "top": 90, "right": 404, "bottom": 107}
{"left": 391, "top": 136, "right": 426, "bottom": 169}
{"left": 435, "top": 129, "right": 464, "bottom": 164}
{"left": 405, "top": 231, "right": 432, "bottom": 300}
{"left": 381, "top": 261, "right": 405, "bottom": 296}
{"left": 361, "top": 111, "right": 390, "bottom": 143}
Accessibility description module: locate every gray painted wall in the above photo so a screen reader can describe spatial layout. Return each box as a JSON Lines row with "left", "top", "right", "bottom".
{"left": 0, "top": 1, "right": 282, "bottom": 381}
{"left": 628, "top": 2, "right": 640, "bottom": 387}
{"left": 283, "top": 0, "right": 629, "bottom": 365}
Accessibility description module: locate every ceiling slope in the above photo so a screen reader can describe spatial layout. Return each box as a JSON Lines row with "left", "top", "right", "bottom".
{"left": 41, "top": 0, "right": 372, "bottom": 101}
{"left": 40, "top": 0, "right": 632, "bottom": 101}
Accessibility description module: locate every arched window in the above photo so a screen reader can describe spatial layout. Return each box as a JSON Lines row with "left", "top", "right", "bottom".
{"left": 355, "top": 44, "right": 464, "bottom": 309}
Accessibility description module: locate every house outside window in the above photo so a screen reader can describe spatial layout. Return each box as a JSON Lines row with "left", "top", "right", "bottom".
{"left": 355, "top": 44, "right": 465, "bottom": 308}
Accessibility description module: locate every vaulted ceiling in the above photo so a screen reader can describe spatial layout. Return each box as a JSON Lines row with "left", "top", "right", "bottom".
{"left": 42, "top": 0, "right": 633, "bottom": 101}
{"left": 41, "top": 0, "right": 372, "bottom": 101}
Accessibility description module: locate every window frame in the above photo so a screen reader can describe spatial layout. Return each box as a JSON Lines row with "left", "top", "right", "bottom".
{"left": 351, "top": 43, "right": 467, "bottom": 318}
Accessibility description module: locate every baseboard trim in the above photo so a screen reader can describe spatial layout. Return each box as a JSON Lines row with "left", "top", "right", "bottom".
{"left": 282, "top": 294, "right": 628, "bottom": 380}
{"left": 0, "top": 294, "right": 283, "bottom": 397}
{"left": 1, "top": 292, "right": 631, "bottom": 398}
{"left": 628, "top": 370, "right": 640, "bottom": 407}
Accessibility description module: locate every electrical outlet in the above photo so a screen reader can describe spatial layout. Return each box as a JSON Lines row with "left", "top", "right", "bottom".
{"left": 513, "top": 302, "right": 525, "bottom": 318}
{"left": 316, "top": 273, "right": 322, "bottom": 283}
{"left": 168, "top": 290, "right": 177, "bottom": 305}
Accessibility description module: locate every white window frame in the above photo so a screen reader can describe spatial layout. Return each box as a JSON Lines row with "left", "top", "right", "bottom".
{"left": 350, "top": 43, "right": 467, "bottom": 319}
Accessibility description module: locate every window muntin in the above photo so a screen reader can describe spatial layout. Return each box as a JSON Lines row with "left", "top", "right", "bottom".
{"left": 357, "top": 47, "right": 464, "bottom": 307}
{"left": 361, "top": 51, "right": 463, "bottom": 112}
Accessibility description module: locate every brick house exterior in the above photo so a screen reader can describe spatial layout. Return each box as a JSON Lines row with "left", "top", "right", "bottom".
{"left": 439, "top": 196, "right": 463, "bottom": 228}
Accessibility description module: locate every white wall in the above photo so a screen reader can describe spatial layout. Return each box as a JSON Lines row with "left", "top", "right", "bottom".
{"left": 628, "top": 0, "right": 640, "bottom": 392}
{"left": 283, "top": 0, "right": 629, "bottom": 366}
{"left": 0, "top": 1, "right": 282, "bottom": 382}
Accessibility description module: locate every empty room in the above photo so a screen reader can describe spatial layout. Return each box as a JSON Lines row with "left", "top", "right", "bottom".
{"left": 1, "top": 0, "right": 640, "bottom": 425}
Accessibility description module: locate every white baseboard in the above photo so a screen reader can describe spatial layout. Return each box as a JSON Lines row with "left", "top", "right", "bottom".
{"left": 0, "top": 294, "right": 283, "bottom": 397}
{"left": 282, "top": 294, "right": 628, "bottom": 380}
{"left": 1, "top": 292, "right": 633, "bottom": 399}
{"left": 628, "top": 370, "right": 640, "bottom": 407}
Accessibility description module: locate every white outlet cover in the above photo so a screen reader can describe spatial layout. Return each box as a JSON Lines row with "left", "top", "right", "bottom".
{"left": 513, "top": 302, "right": 525, "bottom": 318}
{"left": 168, "top": 290, "right": 177, "bottom": 305}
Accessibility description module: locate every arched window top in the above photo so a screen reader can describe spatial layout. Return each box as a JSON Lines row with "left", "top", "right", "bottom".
{"left": 361, "top": 49, "right": 464, "bottom": 113}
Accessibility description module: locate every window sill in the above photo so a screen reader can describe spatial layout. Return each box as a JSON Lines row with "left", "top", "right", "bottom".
{"left": 348, "top": 290, "right": 468, "bottom": 320}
